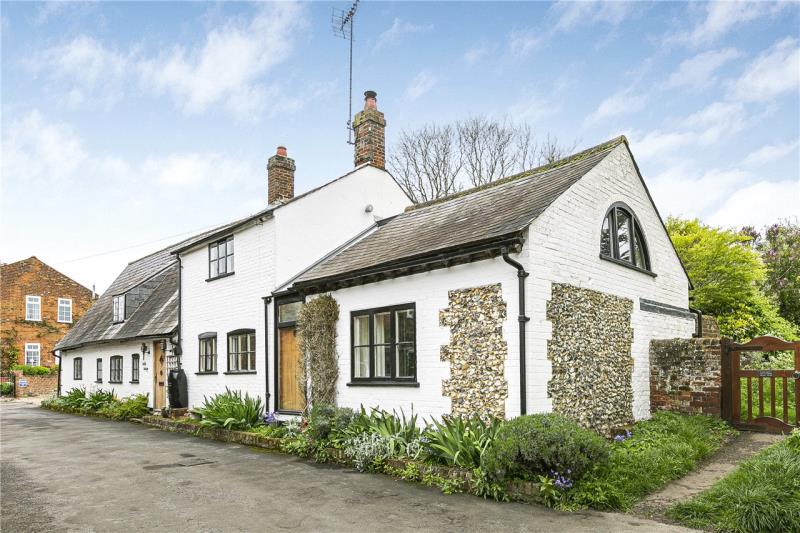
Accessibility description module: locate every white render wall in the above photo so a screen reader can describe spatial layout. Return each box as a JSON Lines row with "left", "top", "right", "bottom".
{"left": 273, "top": 166, "right": 410, "bottom": 284}
{"left": 180, "top": 165, "right": 410, "bottom": 410}
{"left": 59, "top": 340, "right": 158, "bottom": 407}
{"left": 324, "top": 254, "right": 525, "bottom": 421}
{"left": 524, "top": 144, "right": 695, "bottom": 420}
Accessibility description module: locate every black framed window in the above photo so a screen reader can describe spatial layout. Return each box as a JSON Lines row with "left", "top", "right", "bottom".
{"left": 227, "top": 330, "right": 256, "bottom": 373}
{"left": 74, "top": 357, "right": 82, "bottom": 380}
{"left": 112, "top": 295, "right": 125, "bottom": 323}
{"left": 600, "top": 204, "right": 651, "bottom": 272}
{"left": 350, "top": 303, "right": 416, "bottom": 383}
{"left": 198, "top": 334, "right": 217, "bottom": 373}
{"left": 208, "top": 236, "right": 234, "bottom": 280}
{"left": 96, "top": 358, "right": 103, "bottom": 383}
{"left": 131, "top": 354, "right": 140, "bottom": 383}
{"left": 110, "top": 356, "right": 123, "bottom": 383}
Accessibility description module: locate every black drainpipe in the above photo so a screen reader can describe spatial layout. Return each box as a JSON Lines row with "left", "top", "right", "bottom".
{"left": 262, "top": 295, "right": 272, "bottom": 411}
{"left": 56, "top": 351, "right": 62, "bottom": 397}
{"left": 689, "top": 307, "right": 703, "bottom": 338}
{"left": 176, "top": 255, "right": 183, "bottom": 363}
{"left": 501, "top": 246, "right": 530, "bottom": 416}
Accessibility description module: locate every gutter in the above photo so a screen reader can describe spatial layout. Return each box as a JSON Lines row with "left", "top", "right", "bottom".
{"left": 501, "top": 246, "right": 530, "bottom": 416}
{"left": 262, "top": 295, "right": 272, "bottom": 411}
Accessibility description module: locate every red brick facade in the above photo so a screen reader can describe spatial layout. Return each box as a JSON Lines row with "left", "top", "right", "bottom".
{"left": 649, "top": 316, "right": 722, "bottom": 417}
{"left": 10, "top": 370, "right": 59, "bottom": 397}
{"left": 1, "top": 257, "right": 94, "bottom": 371}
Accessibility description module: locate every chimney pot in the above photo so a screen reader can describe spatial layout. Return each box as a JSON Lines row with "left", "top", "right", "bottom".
{"left": 276, "top": 146, "right": 287, "bottom": 157}
{"left": 364, "top": 90, "right": 378, "bottom": 110}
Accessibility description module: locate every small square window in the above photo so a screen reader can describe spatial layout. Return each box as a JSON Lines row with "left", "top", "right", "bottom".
{"left": 26, "top": 296, "right": 41, "bottom": 321}
{"left": 58, "top": 298, "right": 73, "bottom": 323}
{"left": 24, "top": 343, "right": 41, "bottom": 366}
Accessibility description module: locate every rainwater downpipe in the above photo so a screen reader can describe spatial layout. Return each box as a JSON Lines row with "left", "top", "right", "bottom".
{"left": 501, "top": 246, "right": 530, "bottom": 416}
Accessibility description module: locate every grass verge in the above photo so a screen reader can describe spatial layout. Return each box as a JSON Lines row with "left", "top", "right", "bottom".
{"left": 561, "top": 411, "right": 736, "bottom": 511}
{"left": 666, "top": 430, "right": 800, "bottom": 532}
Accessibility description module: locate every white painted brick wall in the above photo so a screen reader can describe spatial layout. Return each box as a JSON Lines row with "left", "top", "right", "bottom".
{"left": 59, "top": 340, "right": 162, "bottom": 407}
{"left": 524, "top": 144, "right": 695, "bottom": 420}
{"left": 325, "top": 255, "right": 525, "bottom": 421}
{"left": 180, "top": 166, "right": 410, "bottom": 410}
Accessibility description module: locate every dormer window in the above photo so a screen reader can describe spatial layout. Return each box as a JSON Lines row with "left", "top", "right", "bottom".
{"left": 600, "top": 204, "right": 651, "bottom": 272}
{"left": 208, "top": 236, "right": 234, "bottom": 280}
{"left": 113, "top": 295, "right": 126, "bottom": 323}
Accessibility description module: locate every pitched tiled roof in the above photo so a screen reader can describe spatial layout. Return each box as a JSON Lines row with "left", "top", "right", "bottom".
{"left": 292, "top": 137, "right": 626, "bottom": 288}
{"left": 54, "top": 220, "right": 245, "bottom": 351}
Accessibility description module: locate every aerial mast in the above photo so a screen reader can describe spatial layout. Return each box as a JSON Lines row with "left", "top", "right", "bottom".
{"left": 332, "top": 0, "right": 360, "bottom": 145}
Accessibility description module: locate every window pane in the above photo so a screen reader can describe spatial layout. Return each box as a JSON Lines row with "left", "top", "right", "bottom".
{"left": 227, "top": 238, "right": 233, "bottom": 255}
{"left": 373, "top": 345, "right": 391, "bottom": 378}
{"left": 633, "top": 223, "right": 648, "bottom": 269}
{"left": 374, "top": 312, "right": 391, "bottom": 344}
{"left": 616, "top": 208, "right": 631, "bottom": 263}
{"left": 354, "top": 347, "right": 369, "bottom": 377}
{"left": 210, "top": 245, "right": 218, "bottom": 260}
{"left": 396, "top": 343, "right": 415, "bottom": 378}
{"left": 600, "top": 214, "right": 612, "bottom": 256}
{"left": 210, "top": 260, "right": 219, "bottom": 278}
{"left": 226, "top": 255, "right": 234, "bottom": 273}
{"left": 353, "top": 315, "right": 369, "bottom": 345}
{"left": 395, "top": 309, "right": 415, "bottom": 343}
{"left": 279, "top": 301, "right": 302, "bottom": 323}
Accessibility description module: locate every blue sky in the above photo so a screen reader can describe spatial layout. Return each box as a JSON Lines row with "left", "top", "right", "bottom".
{"left": 2, "top": 1, "right": 798, "bottom": 292}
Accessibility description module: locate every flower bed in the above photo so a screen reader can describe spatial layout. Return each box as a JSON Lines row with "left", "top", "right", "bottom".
{"left": 41, "top": 387, "right": 149, "bottom": 421}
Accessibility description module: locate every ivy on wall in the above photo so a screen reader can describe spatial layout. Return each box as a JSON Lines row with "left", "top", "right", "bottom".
{"left": 296, "top": 295, "right": 340, "bottom": 409}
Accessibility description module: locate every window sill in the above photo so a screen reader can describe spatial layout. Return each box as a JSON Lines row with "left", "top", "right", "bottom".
{"left": 195, "top": 371, "right": 218, "bottom": 375}
{"left": 346, "top": 381, "right": 420, "bottom": 387}
{"left": 223, "top": 371, "right": 257, "bottom": 375}
{"left": 109, "top": 381, "right": 122, "bottom": 384}
{"left": 57, "top": 320, "right": 73, "bottom": 324}
{"left": 599, "top": 254, "right": 657, "bottom": 277}
{"left": 95, "top": 380, "right": 103, "bottom": 384}
{"left": 206, "top": 272, "right": 235, "bottom": 282}
{"left": 130, "top": 381, "right": 139, "bottom": 384}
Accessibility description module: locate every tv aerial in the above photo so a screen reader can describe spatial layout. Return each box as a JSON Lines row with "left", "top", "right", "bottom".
{"left": 332, "top": 0, "right": 360, "bottom": 145}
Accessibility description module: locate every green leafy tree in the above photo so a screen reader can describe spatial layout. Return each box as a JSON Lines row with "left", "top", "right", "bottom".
{"left": 667, "top": 218, "right": 797, "bottom": 341}
{"left": 742, "top": 220, "right": 800, "bottom": 328}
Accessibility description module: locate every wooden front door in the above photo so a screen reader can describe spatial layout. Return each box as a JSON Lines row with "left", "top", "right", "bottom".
{"left": 722, "top": 336, "right": 799, "bottom": 433}
{"left": 279, "top": 327, "right": 304, "bottom": 412}
{"left": 153, "top": 341, "right": 166, "bottom": 410}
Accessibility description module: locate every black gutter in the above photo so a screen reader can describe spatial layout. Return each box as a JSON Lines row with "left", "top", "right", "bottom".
{"left": 262, "top": 295, "right": 272, "bottom": 410}
{"left": 501, "top": 246, "right": 530, "bottom": 416}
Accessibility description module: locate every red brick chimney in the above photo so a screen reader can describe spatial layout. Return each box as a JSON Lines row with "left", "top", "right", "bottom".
{"left": 267, "top": 146, "right": 295, "bottom": 204}
{"left": 353, "top": 90, "right": 386, "bottom": 169}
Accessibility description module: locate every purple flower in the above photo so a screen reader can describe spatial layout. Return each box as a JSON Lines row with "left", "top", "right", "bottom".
{"left": 264, "top": 412, "right": 278, "bottom": 425}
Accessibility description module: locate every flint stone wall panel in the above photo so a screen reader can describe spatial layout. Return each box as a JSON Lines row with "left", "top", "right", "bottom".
{"left": 440, "top": 283, "right": 508, "bottom": 419}
{"left": 547, "top": 283, "right": 634, "bottom": 434}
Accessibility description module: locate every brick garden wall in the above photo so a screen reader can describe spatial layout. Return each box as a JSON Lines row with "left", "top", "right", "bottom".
{"left": 649, "top": 316, "right": 722, "bottom": 417}
{"left": 12, "top": 370, "right": 58, "bottom": 397}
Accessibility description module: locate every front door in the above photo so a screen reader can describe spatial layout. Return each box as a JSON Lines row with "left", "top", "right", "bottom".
{"left": 276, "top": 298, "right": 305, "bottom": 413}
{"left": 153, "top": 341, "right": 166, "bottom": 410}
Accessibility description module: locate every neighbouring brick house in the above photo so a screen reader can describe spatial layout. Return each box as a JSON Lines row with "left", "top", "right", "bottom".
{"left": 1, "top": 257, "right": 94, "bottom": 394}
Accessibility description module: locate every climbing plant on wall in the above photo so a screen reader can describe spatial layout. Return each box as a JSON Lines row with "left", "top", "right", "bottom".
{"left": 296, "top": 295, "right": 340, "bottom": 409}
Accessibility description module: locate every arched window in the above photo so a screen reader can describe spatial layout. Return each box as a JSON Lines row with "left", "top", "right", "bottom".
{"left": 600, "top": 204, "right": 651, "bottom": 271}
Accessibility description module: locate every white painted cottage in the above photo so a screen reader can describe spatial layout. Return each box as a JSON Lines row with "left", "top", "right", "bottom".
{"left": 57, "top": 91, "right": 695, "bottom": 432}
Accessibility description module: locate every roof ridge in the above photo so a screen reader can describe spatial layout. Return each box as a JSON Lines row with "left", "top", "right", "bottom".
{"left": 406, "top": 135, "right": 627, "bottom": 212}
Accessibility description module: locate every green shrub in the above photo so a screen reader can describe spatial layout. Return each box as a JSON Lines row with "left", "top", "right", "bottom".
{"left": 424, "top": 416, "right": 501, "bottom": 469}
{"left": 81, "top": 389, "right": 116, "bottom": 411}
{"left": 193, "top": 389, "right": 264, "bottom": 431}
{"left": 250, "top": 424, "right": 287, "bottom": 438}
{"left": 482, "top": 414, "right": 610, "bottom": 482}
{"left": 668, "top": 436, "right": 800, "bottom": 532}
{"left": 12, "top": 364, "right": 53, "bottom": 376}
{"left": 99, "top": 394, "right": 149, "bottom": 420}
{"left": 566, "top": 411, "right": 735, "bottom": 511}
{"left": 0, "top": 382, "right": 13, "bottom": 395}
{"left": 62, "top": 387, "right": 87, "bottom": 409}
{"left": 306, "top": 404, "right": 355, "bottom": 442}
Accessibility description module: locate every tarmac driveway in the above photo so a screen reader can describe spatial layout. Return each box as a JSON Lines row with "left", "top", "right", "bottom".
{"left": 0, "top": 402, "right": 691, "bottom": 532}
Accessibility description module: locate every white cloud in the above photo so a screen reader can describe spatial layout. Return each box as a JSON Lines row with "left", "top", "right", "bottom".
{"left": 147, "top": 153, "right": 252, "bottom": 190}
{"left": 26, "top": 3, "right": 307, "bottom": 119}
{"left": 670, "top": 1, "right": 788, "bottom": 47}
{"left": 666, "top": 48, "right": 740, "bottom": 90}
{"left": 508, "top": 29, "right": 542, "bottom": 57}
{"left": 585, "top": 89, "right": 647, "bottom": 126}
{"left": 551, "top": 0, "right": 634, "bottom": 32}
{"left": 375, "top": 18, "right": 433, "bottom": 51}
{"left": 463, "top": 43, "right": 489, "bottom": 66}
{"left": 730, "top": 37, "right": 800, "bottom": 102}
{"left": 403, "top": 70, "right": 437, "bottom": 101}
{"left": 708, "top": 179, "right": 800, "bottom": 228}
{"left": 509, "top": 93, "right": 560, "bottom": 123}
{"left": 742, "top": 140, "right": 800, "bottom": 166}
{"left": 649, "top": 166, "right": 751, "bottom": 219}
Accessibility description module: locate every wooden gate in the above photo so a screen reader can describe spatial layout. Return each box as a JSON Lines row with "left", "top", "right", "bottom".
{"left": 722, "top": 336, "right": 799, "bottom": 433}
